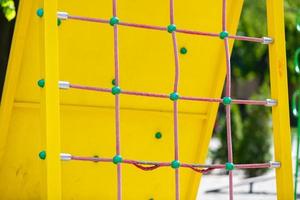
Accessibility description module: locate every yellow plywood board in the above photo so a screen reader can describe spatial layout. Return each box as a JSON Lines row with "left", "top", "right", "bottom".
{"left": 0, "top": 0, "right": 292, "bottom": 199}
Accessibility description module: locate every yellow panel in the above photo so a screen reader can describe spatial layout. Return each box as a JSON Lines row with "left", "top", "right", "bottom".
{"left": 266, "top": 0, "right": 294, "bottom": 199}
{"left": 40, "top": 0, "right": 62, "bottom": 199}
{"left": 0, "top": 0, "right": 292, "bottom": 199}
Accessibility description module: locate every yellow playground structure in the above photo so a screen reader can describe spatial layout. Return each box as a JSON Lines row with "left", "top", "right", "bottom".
{"left": 0, "top": 0, "right": 294, "bottom": 199}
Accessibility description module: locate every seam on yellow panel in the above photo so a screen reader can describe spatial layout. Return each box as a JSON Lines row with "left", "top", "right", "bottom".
{"left": 13, "top": 101, "right": 208, "bottom": 118}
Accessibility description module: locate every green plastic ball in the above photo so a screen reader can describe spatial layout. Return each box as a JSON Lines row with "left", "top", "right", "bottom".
{"left": 167, "top": 24, "right": 176, "bottom": 33}
{"left": 219, "top": 31, "right": 229, "bottom": 39}
{"left": 171, "top": 160, "right": 180, "bottom": 169}
{"left": 225, "top": 162, "right": 235, "bottom": 171}
{"left": 109, "top": 17, "right": 119, "bottom": 26}
{"left": 113, "top": 155, "right": 123, "bottom": 164}
{"left": 112, "top": 86, "right": 121, "bottom": 95}
{"left": 169, "top": 92, "right": 180, "bottom": 101}
{"left": 222, "top": 97, "right": 232, "bottom": 105}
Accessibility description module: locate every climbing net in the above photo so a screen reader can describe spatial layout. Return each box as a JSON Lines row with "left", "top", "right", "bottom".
{"left": 39, "top": 0, "right": 281, "bottom": 199}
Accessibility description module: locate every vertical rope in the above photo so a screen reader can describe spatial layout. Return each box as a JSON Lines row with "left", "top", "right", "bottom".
{"left": 174, "top": 101, "right": 180, "bottom": 200}
{"left": 170, "top": 0, "right": 175, "bottom": 25}
{"left": 112, "top": 0, "right": 117, "bottom": 17}
{"left": 170, "top": 1, "right": 180, "bottom": 199}
{"left": 222, "top": 0, "right": 234, "bottom": 199}
{"left": 172, "top": 33, "right": 180, "bottom": 93}
{"left": 112, "top": 0, "right": 121, "bottom": 199}
{"left": 222, "top": 0, "right": 227, "bottom": 32}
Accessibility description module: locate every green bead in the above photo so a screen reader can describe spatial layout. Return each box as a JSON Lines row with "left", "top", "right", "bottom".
{"left": 169, "top": 92, "right": 180, "bottom": 101}
{"left": 112, "top": 86, "right": 121, "bottom": 95}
{"left": 113, "top": 155, "right": 122, "bottom": 164}
{"left": 222, "top": 97, "right": 232, "bottom": 105}
{"left": 155, "top": 132, "right": 162, "bottom": 139}
{"left": 219, "top": 31, "right": 229, "bottom": 39}
{"left": 37, "top": 79, "right": 45, "bottom": 88}
{"left": 112, "top": 79, "right": 116, "bottom": 85}
{"left": 36, "top": 8, "right": 44, "bottom": 17}
{"left": 39, "top": 151, "right": 46, "bottom": 160}
{"left": 57, "top": 18, "right": 62, "bottom": 26}
{"left": 109, "top": 17, "right": 119, "bottom": 26}
{"left": 180, "top": 47, "right": 187, "bottom": 55}
{"left": 171, "top": 160, "right": 180, "bottom": 169}
{"left": 167, "top": 24, "right": 176, "bottom": 33}
{"left": 225, "top": 162, "right": 235, "bottom": 171}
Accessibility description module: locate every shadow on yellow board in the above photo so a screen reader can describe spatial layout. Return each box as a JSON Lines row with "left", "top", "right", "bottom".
{"left": 0, "top": 0, "right": 244, "bottom": 199}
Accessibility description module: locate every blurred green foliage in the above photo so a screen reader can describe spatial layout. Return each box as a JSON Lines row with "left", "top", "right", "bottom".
{"left": 212, "top": 0, "right": 300, "bottom": 177}
{"left": 213, "top": 84, "right": 272, "bottom": 177}
{"left": 236, "top": 84, "right": 272, "bottom": 177}
{"left": 0, "top": 0, "right": 15, "bottom": 21}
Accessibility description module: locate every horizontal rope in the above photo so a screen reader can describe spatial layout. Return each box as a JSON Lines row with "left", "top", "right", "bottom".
{"left": 66, "top": 155, "right": 279, "bottom": 173}
{"left": 63, "top": 14, "right": 270, "bottom": 44}
{"left": 68, "top": 83, "right": 272, "bottom": 106}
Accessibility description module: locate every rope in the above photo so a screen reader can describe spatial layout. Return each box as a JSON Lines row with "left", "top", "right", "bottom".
{"left": 69, "top": 84, "right": 271, "bottom": 106}
{"left": 66, "top": 14, "right": 269, "bottom": 43}
{"left": 69, "top": 155, "right": 275, "bottom": 172}
{"left": 112, "top": 0, "right": 122, "bottom": 199}
{"left": 222, "top": 0, "right": 234, "bottom": 199}
{"left": 133, "top": 163, "right": 161, "bottom": 171}
{"left": 169, "top": 1, "right": 180, "bottom": 199}
{"left": 53, "top": 3, "right": 280, "bottom": 200}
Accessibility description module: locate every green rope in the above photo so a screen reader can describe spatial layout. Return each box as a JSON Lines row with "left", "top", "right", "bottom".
{"left": 293, "top": 91, "right": 300, "bottom": 118}
{"left": 295, "top": 48, "right": 300, "bottom": 74}
{"left": 297, "top": 11, "right": 300, "bottom": 32}
{"left": 294, "top": 14, "right": 300, "bottom": 197}
{"left": 294, "top": 90, "right": 300, "bottom": 200}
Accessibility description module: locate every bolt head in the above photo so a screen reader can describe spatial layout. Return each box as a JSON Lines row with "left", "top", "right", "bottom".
{"left": 37, "top": 79, "right": 45, "bottom": 88}
{"left": 180, "top": 47, "right": 187, "bottom": 54}
{"left": 36, "top": 8, "right": 44, "bottom": 17}
{"left": 57, "top": 18, "right": 62, "bottom": 26}
{"left": 39, "top": 151, "right": 46, "bottom": 160}
{"left": 155, "top": 132, "right": 162, "bottom": 139}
